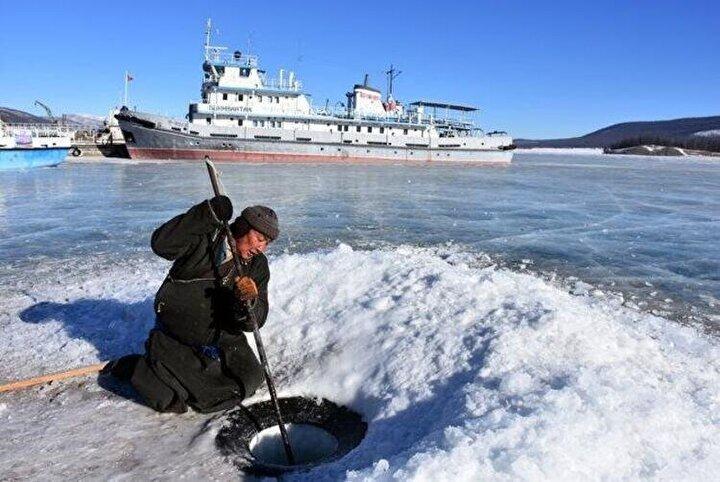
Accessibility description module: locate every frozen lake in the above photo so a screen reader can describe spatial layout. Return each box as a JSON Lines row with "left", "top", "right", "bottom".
{"left": 1, "top": 151, "right": 718, "bottom": 328}
{"left": 1, "top": 151, "right": 719, "bottom": 480}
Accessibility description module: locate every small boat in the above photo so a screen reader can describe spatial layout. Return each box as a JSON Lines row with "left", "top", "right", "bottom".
{"left": 0, "top": 119, "right": 74, "bottom": 170}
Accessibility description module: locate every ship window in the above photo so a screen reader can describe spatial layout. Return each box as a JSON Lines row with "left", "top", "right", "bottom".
{"left": 368, "top": 126, "right": 372, "bottom": 133}
{"left": 275, "top": 97, "right": 280, "bottom": 103}
{"left": 239, "top": 94, "right": 244, "bottom": 101}
{"left": 207, "top": 118, "right": 212, "bottom": 125}
{"left": 356, "top": 126, "right": 361, "bottom": 132}
{"left": 238, "top": 119, "right": 243, "bottom": 126}
{"left": 278, "top": 121, "right": 282, "bottom": 128}
{"left": 380, "top": 127, "right": 385, "bottom": 134}
{"left": 258, "top": 96, "right": 263, "bottom": 103}
{"left": 403, "top": 129, "right": 408, "bottom": 135}
{"left": 338, "top": 125, "right": 342, "bottom": 131}
{"left": 223, "top": 93, "right": 228, "bottom": 100}
{"left": 253, "top": 120, "right": 258, "bottom": 127}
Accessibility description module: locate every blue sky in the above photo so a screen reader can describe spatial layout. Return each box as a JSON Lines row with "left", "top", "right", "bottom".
{"left": 1, "top": 0, "right": 717, "bottom": 138}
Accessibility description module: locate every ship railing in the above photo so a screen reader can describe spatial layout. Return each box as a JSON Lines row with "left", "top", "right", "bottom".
{"left": 4, "top": 123, "right": 76, "bottom": 136}
{"left": 305, "top": 108, "right": 478, "bottom": 129}
{"left": 205, "top": 46, "right": 258, "bottom": 68}
{"left": 258, "top": 73, "right": 303, "bottom": 92}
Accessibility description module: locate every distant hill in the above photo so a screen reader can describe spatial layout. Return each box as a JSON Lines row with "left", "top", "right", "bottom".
{"left": 516, "top": 115, "right": 720, "bottom": 148}
{"left": 61, "top": 113, "right": 104, "bottom": 129}
{"left": 0, "top": 107, "right": 50, "bottom": 124}
{"left": 0, "top": 107, "right": 104, "bottom": 129}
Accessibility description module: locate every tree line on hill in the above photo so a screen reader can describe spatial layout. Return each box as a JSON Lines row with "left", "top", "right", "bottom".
{"left": 607, "top": 134, "right": 720, "bottom": 152}
{"left": 515, "top": 115, "right": 720, "bottom": 152}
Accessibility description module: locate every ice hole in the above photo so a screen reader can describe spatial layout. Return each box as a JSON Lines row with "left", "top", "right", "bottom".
{"left": 249, "top": 423, "right": 338, "bottom": 466}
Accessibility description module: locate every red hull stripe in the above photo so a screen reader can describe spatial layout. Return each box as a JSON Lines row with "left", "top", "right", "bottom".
{"left": 126, "top": 148, "right": 509, "bottom": 165}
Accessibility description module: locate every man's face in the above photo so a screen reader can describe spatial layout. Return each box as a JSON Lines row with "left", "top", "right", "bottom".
{"left": 235, "top": 229, "right": 270, "bottom": 261}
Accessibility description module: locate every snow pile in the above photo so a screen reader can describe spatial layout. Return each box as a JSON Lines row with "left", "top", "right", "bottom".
{"left": 2, "top": 245, "right": 720, "bottom": 480}
{"left": 267, "top": 245, "right": 720, "bottom": 480}
{"left": 693, "top": 130, "right": 720, "bottom": 138}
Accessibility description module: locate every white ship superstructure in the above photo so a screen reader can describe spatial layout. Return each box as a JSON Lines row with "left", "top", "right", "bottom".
{"left": 0, "top": 120, "right": 73, "bottom": 149}
{"left": 117, "top": 20, "right": 515, "bottom": 163}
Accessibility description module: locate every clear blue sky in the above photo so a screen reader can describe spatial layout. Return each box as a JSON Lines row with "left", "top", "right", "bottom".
{"left": 1, "top": 0, "right": 718, "bottom": 138}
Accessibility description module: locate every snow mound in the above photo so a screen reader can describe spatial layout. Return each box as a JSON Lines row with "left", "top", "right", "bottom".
{"left": 267, "top": 245, "right": 720, "bottom": 480}
{"left": 2, "top": 245, "right": 720, "bottom": 480}
{"left": 693, "top": 129, "right": 720, "bottom": 137}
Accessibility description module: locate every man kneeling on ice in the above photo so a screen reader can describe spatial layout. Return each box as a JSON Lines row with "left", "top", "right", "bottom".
{"left": 104, "top": 196, "right": 279, "bottom": 413}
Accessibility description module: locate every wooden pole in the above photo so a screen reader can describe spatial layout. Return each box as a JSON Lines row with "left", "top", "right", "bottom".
{"left": 0, "top": 362, "right": 107, "bottom": 394}
{"left": 205, "top": 159, "right": 296, "bottom": 465}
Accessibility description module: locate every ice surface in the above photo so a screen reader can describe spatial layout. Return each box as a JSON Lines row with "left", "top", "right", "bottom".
{"left": 1, "top": 246, "right": 720, "bottom": 480}
{"left": 1, "top": 153, "right": 719, "bottom": 480}
{"left": 515, "top": 148, "right": 604, "bottom": 155}
{"left": 1, "top": 154, "right": 717, "bottom": 327}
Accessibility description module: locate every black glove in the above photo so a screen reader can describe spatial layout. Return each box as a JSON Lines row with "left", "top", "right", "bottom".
{"left": 209, "top": 195, "right": 233, "bottom": 222}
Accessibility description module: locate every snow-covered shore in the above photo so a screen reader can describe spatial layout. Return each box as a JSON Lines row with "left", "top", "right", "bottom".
{"left": 2, "top": 245, "right": 719, "bottom": 480}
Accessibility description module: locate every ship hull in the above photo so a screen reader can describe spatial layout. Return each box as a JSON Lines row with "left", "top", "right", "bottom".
{"left": 0, "top": 147, "right": 68, "bottom": 171}
{"left": 119, "top": 117, "right": 513, "bottom": 165}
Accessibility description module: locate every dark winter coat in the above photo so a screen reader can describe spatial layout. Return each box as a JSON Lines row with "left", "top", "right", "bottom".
{"left": 151, "top": 198, "right": 270, "bottom": 345}
{"left": 127, "top": 199, "right": 269, "bottom": 413}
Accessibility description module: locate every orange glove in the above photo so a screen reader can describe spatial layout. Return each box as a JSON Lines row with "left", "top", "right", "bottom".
{"left": 234, "top": 276, "right": 259, "bottom": 302}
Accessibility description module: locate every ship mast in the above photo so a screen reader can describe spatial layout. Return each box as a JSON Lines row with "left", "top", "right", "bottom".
{"left": 385, "top": 64, "right": 402, "bottom": 102}
{"left": 204, "top": 18, "right": 212, "bottom": 59}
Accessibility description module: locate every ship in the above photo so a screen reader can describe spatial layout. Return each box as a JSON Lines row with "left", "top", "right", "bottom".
{"left": 70, "top": 108, "right": 130, "bottom": 159}
{"left": 0, "top": 117, "right": 73, "bottom": 170}
{"left": 116, "top": 20, "right": 515, "bottom": 164}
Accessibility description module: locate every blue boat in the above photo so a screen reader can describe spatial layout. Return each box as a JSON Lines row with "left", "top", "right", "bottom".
{"left": 0, "top": 146, "right": 69, "bottom": 170}
{"left": 0, "top": 120, "right": 73, "bottom": 170}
